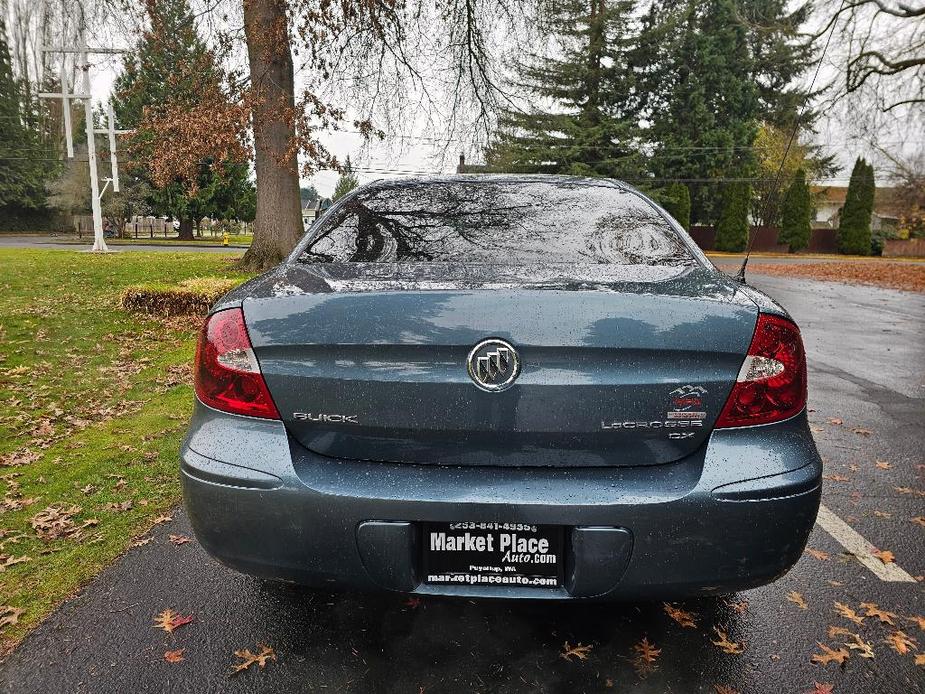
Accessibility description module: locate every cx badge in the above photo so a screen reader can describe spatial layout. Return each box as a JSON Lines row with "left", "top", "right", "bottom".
{"left": 467, "top": 339, "right": 520, "bottom": 392}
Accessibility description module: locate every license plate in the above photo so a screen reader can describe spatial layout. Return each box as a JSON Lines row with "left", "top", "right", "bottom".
{"left": 422, "top": 522, "right": 563, "bottom": 588}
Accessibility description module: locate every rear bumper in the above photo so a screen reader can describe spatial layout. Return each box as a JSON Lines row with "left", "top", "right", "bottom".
{"left": 181, "top": 402, "right": 822, "bottom": 600}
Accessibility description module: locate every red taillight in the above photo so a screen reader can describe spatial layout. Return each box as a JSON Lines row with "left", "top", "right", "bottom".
{"left": 715, "top": 313, "right": 807, "bottom": 428}
{"left": 193, "top": 308, "right": 280, "bottom": 419}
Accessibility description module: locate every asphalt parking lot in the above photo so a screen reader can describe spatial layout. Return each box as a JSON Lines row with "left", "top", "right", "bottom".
{"left": 0, "top": 272, "right": 922, "bottom": 694}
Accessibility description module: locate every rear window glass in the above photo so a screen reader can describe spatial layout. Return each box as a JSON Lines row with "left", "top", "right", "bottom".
{"left": 297, "top": 179, "right": 694, "bottom": 265}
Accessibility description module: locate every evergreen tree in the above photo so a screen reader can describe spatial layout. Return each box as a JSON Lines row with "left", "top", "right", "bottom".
{"left": 634, "top": 0, "right": 815, "bottom": 224}
{"left": 838, "top": 157, "right": 874, "bottom": 255}
{"left": 637, "top": 0, "right": 758, "bottom": 224}
{"left": 332, "top": 156, "right": 359, "bottom": 200}
{"left": 0, "top": 18, "right": 51, "bottom": 222}
{"left": 779, "top": 168, "right": 811, "bottom": 251}
{"left": 659, "top": 182, "right": 691, "bottom": 230}
{"left": 484, "top": 0, "right": 643, "bottom": 178}
{"left": 739, "top": 0, "right": 815, "bottom": 130}
{"left": 714, "top": 181, "right": 752, "bottom": 252}
{"left": 111, "top": 0, "right": 253, "bottom": 239}
{"left": 300, "top": 185, "right": 320, "bottom": 207}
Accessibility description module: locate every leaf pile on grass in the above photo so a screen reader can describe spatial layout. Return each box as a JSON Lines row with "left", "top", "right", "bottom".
{"left": 120, "top": 277, "right": 241, "bottom": 316}
{"left": 717, "top": 261, "right": 925, "bottom": 293}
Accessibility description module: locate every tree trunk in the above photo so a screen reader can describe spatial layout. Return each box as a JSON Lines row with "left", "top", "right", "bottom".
{"left": 240, "top": 0, "right": 304, "bottom": 270}
{"left": 178, "top": 217, "right": 194, "bottom": 240}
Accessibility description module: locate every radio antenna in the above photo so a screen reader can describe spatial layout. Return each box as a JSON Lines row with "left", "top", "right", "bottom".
{"left": 735, "top": 0, "right": 845, "bottom": 283}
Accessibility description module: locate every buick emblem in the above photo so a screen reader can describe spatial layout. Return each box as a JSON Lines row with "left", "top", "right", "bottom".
{"left": 467, "top": 339, "right": 520, "bottom": 392}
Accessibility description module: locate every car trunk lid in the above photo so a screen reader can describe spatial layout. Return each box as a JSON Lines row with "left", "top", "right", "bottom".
{"left": 243, "top": 263, "right": 757, "bottom": 467}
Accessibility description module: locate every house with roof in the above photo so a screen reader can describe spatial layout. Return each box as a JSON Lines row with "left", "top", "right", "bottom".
{"left": 810, "top": 185, "right": 901, "bottom": 232}
{"left": 302, "top": 198, "right": 333, "bottom": 230}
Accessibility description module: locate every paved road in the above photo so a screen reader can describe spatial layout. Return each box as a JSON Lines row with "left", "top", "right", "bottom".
{"left": 1, "top": 275, "right": 923, "bottom": 694}
{"left": 0, "top": 235, "right": 247, "bottom": 254}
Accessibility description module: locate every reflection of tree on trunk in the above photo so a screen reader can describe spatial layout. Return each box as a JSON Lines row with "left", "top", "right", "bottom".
{"left": 298, "top": 180, "right": 690, "bottom": 266}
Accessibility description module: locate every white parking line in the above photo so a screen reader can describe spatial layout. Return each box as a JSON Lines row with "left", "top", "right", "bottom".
{"left": 815, "top": 504, "right": 917, "bottom": 582}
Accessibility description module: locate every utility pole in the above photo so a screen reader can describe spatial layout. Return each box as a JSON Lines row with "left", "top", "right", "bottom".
{"left": 37, "top": 2, "right": 127, "bottom": 253}
{"left": 95, "top": 104, "right": 131, "bottom": 193}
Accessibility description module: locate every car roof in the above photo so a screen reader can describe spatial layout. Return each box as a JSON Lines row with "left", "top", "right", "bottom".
{"left": 354, "top": 173, "right": 630, "bottom": 192}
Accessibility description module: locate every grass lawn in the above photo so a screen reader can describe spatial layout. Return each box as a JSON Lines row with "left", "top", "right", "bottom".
{"left": 53, "top": 234, "right": 253, "bottom": 247}
{"left": 0, "top": 249, "right": 253, "bottom": 653}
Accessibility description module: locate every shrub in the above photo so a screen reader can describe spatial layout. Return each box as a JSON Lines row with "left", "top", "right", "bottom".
{"left": 714, "top": 182, "right": 752, "bottom": 252}
{"left": 120, "top": 277, "right": 240, "bottom": 316}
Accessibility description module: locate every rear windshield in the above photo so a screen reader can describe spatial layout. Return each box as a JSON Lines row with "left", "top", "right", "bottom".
{"left": 297, "top": 179, "right": 694, "bottom": 266}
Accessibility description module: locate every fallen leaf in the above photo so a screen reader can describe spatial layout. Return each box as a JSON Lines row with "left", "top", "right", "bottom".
{"left": 895, "top": 487, "right": 914, "bottom": 494}
{"left": 131, "top": 536, "right": 154, "bottom": 547}
{"left": 823, "top": 474, "right": 850, "bottom": 482}
{"left": 168, "top": 534, "right": 192, "bottom": 546}
{"left": 0, "top": 554, "right": 31, "bottom": 571}
{"left": 810, "top": 642, "right": 850, "bottom": 666}
{"left": 103, "top": 500, "right": 133, "bottom": 513}
{"left": 30, "top": 505, "right": 84, "bottom": 540}
{"left": 805, "top": 548, "right": 830, "bottom": 561}
{"left": 711, "top": 627, "right": 744, "bottom": 655}
{"left": 153, "top": 609, "right": 193, "bottom": 633}
{"left": 560, "top": 641, "right": 593, "bottom": 662}
{"left": 844, "top": 633, "right": 874, "bottom": 659}
{"left": 885, "top": 631, "right": 917, "bottom": 655}
{"left": 724, "top": 599, "right": 748, "bottom": 614}
{"left": 828, "top": 626, "right": 854, "bottom": 639}
{"left": 808, "top": 684, "right": 834, "bottom": 694}
{"left": 834, "top": 601, "right": 865, "bottom": 625}
{"left": 911, "top": 517, "right": 925, "bottom": 527}
{"left": 873, "top": 511, "right": 892, "bottom": 518}
{"left": 787, "top": 591, "right": 808, "bottom": 610}
{"left": 871, "top": 549, "right": 895, "bottom": 564}
{"left": 632, "top": 637, "right": 661, "bottom": 675}
{"left": 663, "top": 603, "right": 697, "bottom": 628}
{"left": 0, "top": 448, "right": 40, "bottom": 468}
{"left": 164, "top": 649, "right": 185, "bottom": 663}
{"left": 915, "top": 654, "right": 925, "bottom": 667}
{"left": 827, "top": 418, "right": 843, "bottom": 426}
{"left": 906, "top": 615, "right": 925, "bottom": 631}
{"left": 230, "top": 644, "right": 276, "bottom": 676}
{"left": 0, "top": 605, "right": 24, "bottom": 631}
{"left": 875, "top": 461, "right": 892, "bottom": 470}
{"left": 152, "top": 514, "right": 173, "bottom": 525}
{"left": 853, "top": 428, "right": 872, "bottom": 436}
{"left": 827, "top": 580, "right": 844, "bottom": 587}
{"left": 713, "top": 685, "right": 739, "bottom": 694}
{"left": 860, "top": 602, "right": 897, "bottom": 626}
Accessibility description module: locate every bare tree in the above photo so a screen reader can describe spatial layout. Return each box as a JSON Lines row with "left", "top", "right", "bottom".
{"left": 817, "top": 0, "right": 924, "bottom": 120}
{"left": 876, "top": 145, "right": 925, "bottom": 236}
